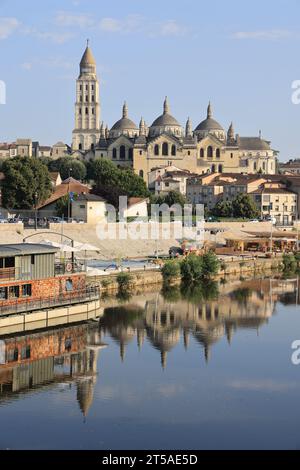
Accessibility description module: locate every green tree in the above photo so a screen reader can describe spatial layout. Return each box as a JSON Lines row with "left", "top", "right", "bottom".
{"left": 2, "top": 156, "right": 52, "bottom": 209}
{"left": 201, "top": 251, "right": 220, "bottom": 279}
{"left": 161, "top": 260, "right": 181, "bottom": 281}
{"left": 89, "top": 158, "right": 149, "bottom": 206}
{"left": 180, "top": 254, "right": 204, "bottom": 283}
{"left": 212, "top": 200, "right": 233, "bottom": 217}
{"left": 49, "top": 157, "right": 87, "bottom": 181}
{"left": 232, "top": 193, "right": 260, "bottom": 219}
{"left": 55, "top": 194, "right": 69, "bottom": 218}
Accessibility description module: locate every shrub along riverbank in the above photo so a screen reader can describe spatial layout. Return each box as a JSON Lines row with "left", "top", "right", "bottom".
{"left": 162, "top": 251, "right": 220, "bottom": 284}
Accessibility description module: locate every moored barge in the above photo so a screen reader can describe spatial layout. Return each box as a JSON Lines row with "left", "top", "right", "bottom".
{"left": 0, "top": 243, "right": 100, "bottom": 317}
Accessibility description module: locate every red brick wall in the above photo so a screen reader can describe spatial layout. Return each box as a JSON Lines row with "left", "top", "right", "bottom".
{"left": 0, "top": 274, "right": 87, "bottom": 308}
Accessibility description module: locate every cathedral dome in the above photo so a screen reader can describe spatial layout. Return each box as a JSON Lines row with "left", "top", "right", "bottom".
{"left": 194, "top": 102, "right": 225, "bottom": 141}
{"left": 109, "top": 102, "right": 139, "bottom": 138}
{"left": 149, "top": 97, "right": 183, "bottom": 138}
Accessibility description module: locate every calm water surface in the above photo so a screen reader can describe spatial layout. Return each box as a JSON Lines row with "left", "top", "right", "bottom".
{"left": 1, "top": 276, "right": 300, "bottom": 450}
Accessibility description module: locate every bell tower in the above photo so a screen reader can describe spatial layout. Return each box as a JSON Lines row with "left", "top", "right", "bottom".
{"left": 72, "top": 40, "right": 101, "bottom": 152}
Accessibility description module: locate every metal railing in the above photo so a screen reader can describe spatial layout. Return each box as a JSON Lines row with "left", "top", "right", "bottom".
{"left": 54, "top": 261, "right": 86, "bottom": 276}
{"left": 0, "top": 286, "right": 100, "bottom": 317}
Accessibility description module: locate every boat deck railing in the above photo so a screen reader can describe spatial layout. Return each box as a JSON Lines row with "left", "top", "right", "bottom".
{"left": 0, "top": 286, "right": 100, "bottom": 317}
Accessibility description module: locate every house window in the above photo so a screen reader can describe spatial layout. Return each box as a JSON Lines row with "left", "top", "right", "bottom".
{"left": 9, "top": 285, "right": 19, "bottom": 298}
{"left": 21, "top": 346, "right": 31, "bottom": 360}
{"left": 22, "top": 284, "right": 32, "bottom": 297}
{"left": 65, "top": 279, "right": 73, "bottom": 292}
{"left": 0, "top": 287, "right": 7, "bottom": 299}
{"left": 7, "top": 348, "right": 18, "bottom": 362}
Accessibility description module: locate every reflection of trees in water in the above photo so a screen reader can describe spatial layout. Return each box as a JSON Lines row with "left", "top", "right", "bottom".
{"left": 230, "top": 287, "right": 253, "bottom": 306}
{"left": 180, "top": 280, "right": 219, "bottom": 303}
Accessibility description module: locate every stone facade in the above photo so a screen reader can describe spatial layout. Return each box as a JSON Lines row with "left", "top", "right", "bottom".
{"left": 70, "top": 45, "right": 278, "bottom": 186}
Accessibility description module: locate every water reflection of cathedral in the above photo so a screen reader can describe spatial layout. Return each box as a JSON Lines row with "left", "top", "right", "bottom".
{"left": 99, "top": 278, "right": 299, "bottom": 367}
{"left": 0, "top": 322, "right": 104, "bottom": 418}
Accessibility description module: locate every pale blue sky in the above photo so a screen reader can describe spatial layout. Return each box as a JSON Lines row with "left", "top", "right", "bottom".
{"left": 0, "top": 0, "right": 300, "bottom": 160}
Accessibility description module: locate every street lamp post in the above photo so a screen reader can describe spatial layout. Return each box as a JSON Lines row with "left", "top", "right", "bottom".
{"left": 34, "top": 191, "right": 38, "bottom": 230}
{"left": 67, "top": 167, "right": 72, "bottom": 223}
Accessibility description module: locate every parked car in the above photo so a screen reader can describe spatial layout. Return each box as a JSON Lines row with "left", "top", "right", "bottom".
{"left": 169, "top": 246, "right": 184, "bottom": 258}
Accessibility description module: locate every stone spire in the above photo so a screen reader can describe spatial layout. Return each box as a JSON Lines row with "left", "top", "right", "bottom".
{"left": 227, "top": 122, "right": 235, "bottom": 142}
{"left": 100, "top": 121, "right": 106, "bottom": 139}
{"left": 122, "top": 101, "right": 128, "bottom": 119}
{"left": 105, "top": 125, "right": 109, "bottom": 139}
{"left": 163, "top": 96, "right": 170, "bottom": 115}
{"left": 185, "top": 117, "right": 192, "bottom": 137}
{"left": 139, "top": 116, "right": 146, "bottom": 136}
{"left": 207, "top": 101, "right": 212, "bottom": 119}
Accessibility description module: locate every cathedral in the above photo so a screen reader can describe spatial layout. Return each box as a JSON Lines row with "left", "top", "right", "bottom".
{"left": 72, "top": 43, "right": 278, "bottom": 184}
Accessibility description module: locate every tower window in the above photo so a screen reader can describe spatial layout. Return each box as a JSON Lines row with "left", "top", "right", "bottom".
{"left": 139, "top": 170, "right": 144, "bottom": 178}
{"left": 85, "top": 107, "right": 88, "bottom": 115}
{"left": 154, "top": 144, "right": 159, "bottom": 156}
{"left": 91, "top": 85, "right": 94, "bottom": 91}
{"left": 80, "top": 96, "right": 82, "bottom": 102}
{"left": 200, "top": 148, "right": 204, "bottom": 158}
{"left": 79, "top": 109, "right": 82, "bottom": 115}
{"left": 92, "top": 108, "right": 95, "bottom": 115}
{"left": 113, "top": 148, "right": 117, "bottom": 159}
{"left": 80, "top": 85, "right": 82, "bottom": 91}
{"left": 207, "top": 146, "right": 213, "bottom": 159}
{"left": 85, "top": 96, "right": 88, "bottom": 102}
{"left": 86, "top": 85, "right": 88, "bottom": 91}
{"left": 216, "top": 149, "right": 220, "bottom": 159}
{"left": 79, "top": 143, "right": 82, "bottom": 150}
{"left": 162, "top": 142, "right": 169, "bottom": 156}
{"left": 171, "top": 145, "right": 176, "bottom": 156}
{"left": 128, "top": 148, "right": 133, "bottom": 160}
{"left": 92, "top": 95, "right": 95, "bottom": 102}
{"left": 120, "top": 145, "right": 126, "bottom": 160}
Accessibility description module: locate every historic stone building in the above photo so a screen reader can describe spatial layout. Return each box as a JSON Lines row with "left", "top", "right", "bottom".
{"left": 72, "top": 41, "right": 101, "bottom": 153}
{"left": 72, "top": 44, "right": 278, "bottom": 185}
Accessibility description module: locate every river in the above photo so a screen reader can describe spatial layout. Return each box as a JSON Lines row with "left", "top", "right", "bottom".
{"left": 1, "top": 275, "right": 300, "bottom": 450}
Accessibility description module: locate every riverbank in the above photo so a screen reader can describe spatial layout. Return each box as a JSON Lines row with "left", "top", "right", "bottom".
{"left": 87, "top": 254, "right": 284, "bottom": 293}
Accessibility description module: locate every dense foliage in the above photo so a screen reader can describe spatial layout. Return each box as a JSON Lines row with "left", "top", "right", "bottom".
{"left": 48, "top": 157, "right": 87, "bottom": 181}
{"left": 212, "top": 193, "right": 259, "bottom": 219}
{"left": 2, "top": 156, "right": 52, "bottom": 209}
{"left": 89, "top": 159, "right": 149, "bottom": 206}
